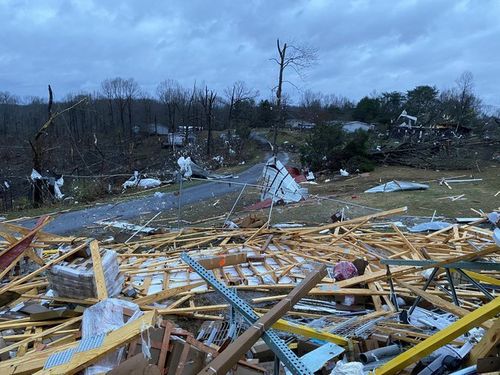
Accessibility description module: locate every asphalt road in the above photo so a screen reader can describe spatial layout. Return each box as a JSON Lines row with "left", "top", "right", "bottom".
{"left": 21, "top": 150, "right": 287, "bottom": 235}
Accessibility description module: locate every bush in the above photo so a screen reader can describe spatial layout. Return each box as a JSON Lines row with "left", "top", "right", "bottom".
{"left": 235, "top": 123, "right": 251, "bottom": 140}
{"left": 344, "top": 155, "right": 375, "bottom": 172}
{"left": 300, "top": 125, "right": 374, "bottom": 172}
{"left": 300, "top": 124, "right": 344, "bottom": 170}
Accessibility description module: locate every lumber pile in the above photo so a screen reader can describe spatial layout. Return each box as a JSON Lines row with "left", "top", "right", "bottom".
{"left": 0, "top": 207, "right": 498, "bottom": 374}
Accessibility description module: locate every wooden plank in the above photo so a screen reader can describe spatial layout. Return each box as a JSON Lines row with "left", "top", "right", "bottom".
{"left": 134, "top": 282, "right": 204, "bottom": 306}
{"left": 89, "top": 240, "right": 108, "bottom": 301}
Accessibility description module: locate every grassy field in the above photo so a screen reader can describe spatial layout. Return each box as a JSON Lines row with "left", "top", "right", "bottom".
{"left": 311, "top": 164, "right": 499, "bottom": 218}
{"left": 143, "top": 163, "right": 499, "bottom": 229}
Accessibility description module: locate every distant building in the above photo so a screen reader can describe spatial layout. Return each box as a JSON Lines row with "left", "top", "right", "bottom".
{"left": 341, "top": 121, "right": 374, "bottom": 133}
{"left": 162, "top": 132, "right": 196, "bottom": 147}
{"left": 286, "top": 119, "right": 316, "bottom": 130}
{"left": 326, "top": 120, "right": 374, "bottom": 133}
{"left": 144, "top": 123, "right": 170, "bottom": 135}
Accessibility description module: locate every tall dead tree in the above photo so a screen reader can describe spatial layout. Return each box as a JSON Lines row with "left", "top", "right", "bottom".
{"left": 272, "top": 39, "right": 317, "bottom": 153}
{"left": 199, "top": 86, "right": 217, "bottom": 156}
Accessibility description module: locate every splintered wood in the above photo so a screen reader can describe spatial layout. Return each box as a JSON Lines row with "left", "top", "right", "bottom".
{"left": 0, "top": 206, "right": 497, "bottom": 374}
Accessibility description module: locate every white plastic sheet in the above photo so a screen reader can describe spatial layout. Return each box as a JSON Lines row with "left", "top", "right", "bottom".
{"left": 53, "top": 176, "right": 64, "bottom": 199}
{"left": 330, "top": 361, "right": 364, "bottom": 375}
{"left": 122, "top": 171, "right": 161, "bottom": 190}
{"left": 177, "top": 156, "right": 193, "bottom": 178}
{"left": 82, "top": 298, "right": 144, "bottom": 375}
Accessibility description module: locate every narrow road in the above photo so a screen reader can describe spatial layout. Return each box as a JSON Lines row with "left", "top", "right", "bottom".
{"left": 21, "top": 148, "right": 287, "bottom": 235}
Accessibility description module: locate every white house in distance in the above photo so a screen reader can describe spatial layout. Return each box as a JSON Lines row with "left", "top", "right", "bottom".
{"left": 326, "top": 120, "right": 374, "bottom": 133}
{"left": 341, "top": 121, "right": 374, "bottom": 133}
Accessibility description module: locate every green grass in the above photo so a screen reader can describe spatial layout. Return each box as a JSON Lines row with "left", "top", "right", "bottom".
{"left": 308, "top": 164, "right": 500, "bottom": 219}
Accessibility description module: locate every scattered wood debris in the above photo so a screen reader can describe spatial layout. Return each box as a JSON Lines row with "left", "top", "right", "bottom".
{"left": 0, "top": 206, "right": 498, "bottom": 374}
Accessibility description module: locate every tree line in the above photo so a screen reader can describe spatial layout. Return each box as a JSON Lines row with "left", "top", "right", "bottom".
{"left": 0, "top": 71, "right": 490, "bottom": 160}
{"left": 298, "top": 71, "right": 485, "bottom": 130}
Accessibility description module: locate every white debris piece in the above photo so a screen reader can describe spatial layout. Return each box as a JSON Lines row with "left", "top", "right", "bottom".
{"left": 409, "top": 221, "right": 451, "bottom": 232}
{"left": 53, "top": 176, "right": 64, "bottom": 199}
{"left": 365, "top": 180, "right": 428, "bottom": 193}
{"left": 494, "top": 228, "right": 500, "bottom": 246}
{"left": 340, "top": 169, "right": 349, "bottom": 177}
{"left": 261, "top": 157, "right": 307, "bottom": 203}
{"left": 95, "top": 220, "right": 156, "bottom": 234}
{"left": 212, "top": 155, "right": 224, "bottom": 163}
{"left": 122, "top": 171, "right": 161, "bottom": 190}
{"left": 330, "top": 361, "right": 364, "bottom": 375}
{"left": 285, "top": 343, "right": 344, "bottom": 375}
{"left": 30, "top": 169, "right": 43, "bottom": 180}
{"left": 306, "top": 171, "right": 315, "bottom": 181}
{"left": 177, "top": 156, "right": 193, "bottom": 178}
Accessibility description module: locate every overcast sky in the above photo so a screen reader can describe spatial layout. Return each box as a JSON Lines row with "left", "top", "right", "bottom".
{"left": 1, "top": 0, "right": 499, "bottom": 108}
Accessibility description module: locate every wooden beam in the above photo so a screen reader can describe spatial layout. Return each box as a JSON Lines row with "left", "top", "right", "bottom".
{"left": 89, "top": 240, "right": 108, "bottom": 300}
{"left": 467, "top": 318, "right": 500, "bottom": 365}
{"left": 134, "top": 282, "right": 204, "bottom": 306}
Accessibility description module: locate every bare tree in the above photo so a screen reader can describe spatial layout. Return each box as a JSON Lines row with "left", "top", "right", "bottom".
{"left": 101, "top": 77, "right": 139, "bottom": 136}
{"left": 198, "top": 86, "right": 217, "bottom": 155}
{"left": 223, "top": 81, "right": 258, "bottom": 130}
{"left": 455, "top": 71, "right": 481, "bottom": 129}
{"left": 300, "top": 90, "right": 324, "bottom": 122}
{"left": 271, "top": 39, "right": 317, "bottom": 152}
{"left": 0, "top": 91, "right": 19, "bottom": 135}
{"left": 123, "top": 79, "right": 140, "bottom": 132}
{"left": 157, "top": 79, "right": 184, "bottom": 133}
{"left": 101, "top": 80, "right": 115, "bottom": 129}
{"left": 182, "top": 82, "right": 198, "bottom": 143}
{"left": 440, "top": 71, "right": 481, "bottom": 130}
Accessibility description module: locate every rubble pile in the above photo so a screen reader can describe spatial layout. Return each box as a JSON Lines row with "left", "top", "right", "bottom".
{"left": 0, "top": 206, "right": 498, "bottom": 374}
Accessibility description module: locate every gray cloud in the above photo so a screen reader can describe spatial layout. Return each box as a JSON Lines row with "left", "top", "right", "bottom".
{"left": 0, "top": 0, "right": 498, "bottom": 107}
